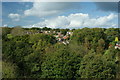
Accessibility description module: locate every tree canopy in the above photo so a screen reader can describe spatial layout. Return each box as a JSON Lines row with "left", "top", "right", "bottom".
{"left": 2, "top": 27, "right": 120, "bottom": 79}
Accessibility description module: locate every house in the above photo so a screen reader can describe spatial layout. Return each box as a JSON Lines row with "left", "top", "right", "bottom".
{"left": 53, "top": 31, "right": 56, "bottom": 33}
{"left": 67, "top": 32, "right": 73, "bottom": 36}
{"left": 57, "top": 38, "right": 64, "bottom": 42}
{"left": 57, "top": 33, "right": 64, "bottom": 38}
{"left": 62, "top": 41, "right": 69, "bottom": 45}
{"left": 63, "top": 41, "right": 67, "bottom": 45}
{"left": 115, "top": 43, "right": 120, "bottom": 49}
{"left": 63, "top": 36, "right": 69, "bottom": 40}
{"left": 114, "top": 37, "right": 120, "bottom": 49}
{"left": 54, "top": 35, "right": 59, "bottom": 38}
{"left": 44, "top": 31, "right": 48, "bottom": 34}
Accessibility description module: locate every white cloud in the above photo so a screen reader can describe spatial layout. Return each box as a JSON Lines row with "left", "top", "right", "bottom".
{"left": 8, "top": 13, "right": 20, "bottom": 21}
{"left": 3, "top": 24, "right": 8, "bottom": 27}
{"left": 24, "top": 2, "right": 79, "bottom": 17}
{"left": 24, "top": 13, "right": 117, "bottom": 28}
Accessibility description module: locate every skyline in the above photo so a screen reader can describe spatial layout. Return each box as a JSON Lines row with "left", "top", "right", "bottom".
{"left": 2, "top": 2, "right": 118, "bottom": 29}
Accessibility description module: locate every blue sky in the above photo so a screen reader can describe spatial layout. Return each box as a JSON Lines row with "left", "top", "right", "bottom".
{"left": 2, "top": 2, "right": 118, "bottom": 28}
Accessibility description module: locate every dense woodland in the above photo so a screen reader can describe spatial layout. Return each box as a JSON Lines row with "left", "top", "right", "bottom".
{"left": 2, "top": 27, "right": 120, "bottom": 79}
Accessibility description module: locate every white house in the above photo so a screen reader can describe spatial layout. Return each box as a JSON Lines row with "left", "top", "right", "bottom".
{"left": 115, "top": 43, "right": 120, "bottom": 49}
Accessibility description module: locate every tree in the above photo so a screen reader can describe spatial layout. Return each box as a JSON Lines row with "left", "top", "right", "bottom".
{"left": 31, "top": 27, "right": 41, "bottom": 30}
{"left": 115, "top": 37, "right": 119, "bottom": 42}
{"left": 84, "top": 37, "right": 91, "bottom": 50}
{"left": 11, "top": 27, "right": 25, "bottom": 36}
{"left": 2, "top": 27, "right": 12, "bottom": 40}
{"left": 96, "top": 38, "right": 105, "bottom": 54}
{"left": 60, "top": 29, "right": 69, "bottom": 35}
{"left": 2, "top": 27, "right": 119, "bottom": 78}
{"left": 24, "top": 40, "right": 49, "bottom": 77}
{"left": 71, "top": 28, "right": 105, "bottom": 47}
{"left": 2, "top": 61, "right": 18, "bottom": 78}
{"left": 105, "top": 28, "right": 119, "bottom": 43}
{"left": 29, "top": 34, "right": 56, "bottom": 44}
{"left": 78, "top": 50, "right": 116, "bottom": 78}
{"left": 41, "top": 45, "right": 82, "bottom": 78}
{"left": 42, "top": 27, "right": 51, "bottom": 31}
{"left": 2, "top": 35, "right": 33, "bottom": 77}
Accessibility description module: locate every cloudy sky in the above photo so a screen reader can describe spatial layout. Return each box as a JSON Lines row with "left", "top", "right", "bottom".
{"left": 2, "top": 2, "right": 118, "bottom": 29}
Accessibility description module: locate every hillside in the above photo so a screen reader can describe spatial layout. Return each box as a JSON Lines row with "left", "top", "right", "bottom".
{"left": 2, "top": 27, "right": 120, "bottom": 79}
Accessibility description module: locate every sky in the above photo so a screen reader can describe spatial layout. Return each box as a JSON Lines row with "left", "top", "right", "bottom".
{"left": 2, "top": 2, "right": 118, "bottom": 29}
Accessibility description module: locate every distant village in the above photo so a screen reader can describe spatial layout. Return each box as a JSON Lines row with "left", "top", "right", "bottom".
{"left": 24, "top": 29, "right": 73, "bottom": 45}
{"left": 24, "top": 29, "right": 120, "bottom": 49}
{"left": 2, "top": 27, "right": 120, "bottom": 48}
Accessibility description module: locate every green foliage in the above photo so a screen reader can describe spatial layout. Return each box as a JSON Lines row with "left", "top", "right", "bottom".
{"left": 41, "top": 46, "right": 82, "bottom": 78}
{"left": 2, "top": 35, "right": 33, "bottom": 77}
{"left": 71, "top": 28, "right": 106, "bottom": 51}
{"left": 2, "top": 61, "right": 18, "bottom": 78}
{"left": 29, "top": 33, "right": 56, "bottom": 44}
{"left": 2, "top": 27, "right": 120, "bottom": 79}
{"left": 60, "top": 29, "right": 69, "bottom": 35}
{"left": 96, "top": 38, "right": 105, "bottom": 54}
{"left": 11, "top": 27, "right": 25, "bottom": 36}
{"left": 32, "top": 40, "right": 48, "bottom": 51}
{"left": 24, "top": 52, "right": 42, "bottom": 77}
{"left": 103, "top": 48, "right": 118, "bottom": 62}
{"left": 105, "top": 28, "right": 119, "bottom": 42}
{"left": 31, "top": 27, "right": 41, "bottom": 30}
{"left": 79, "top": 50, "right": 116, "bottom": 78}
{"left": 42, "top": 27, "right": 51, "bottom": 31}
{"left": 2, "top": 27, "right": 11, "bottom": 36}
{"left": 2, "top": 27, "right": 12, "bottom": 40}
{"left": 7, "top": 34, "right": 13, "bottom": 39}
